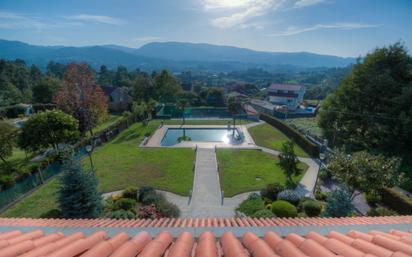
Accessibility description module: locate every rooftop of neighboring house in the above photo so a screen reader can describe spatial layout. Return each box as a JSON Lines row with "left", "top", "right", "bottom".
{"left": 0, "top": 216, "right": 412, "bottom": 256}
{"left": 268, "top": 83, "right": 304, "bottom": 92}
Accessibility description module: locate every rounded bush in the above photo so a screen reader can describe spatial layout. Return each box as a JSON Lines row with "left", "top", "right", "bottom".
{"left": 138, "top": 186, "right": 154, "bottom": 202}
{"left": 271, "top": 200, "right": 298, "bottom": 218}
{"left": 122, "top": 187, "right": 138, "bottom": 200}
{"left": 142, "top": 192, "right": 163, "bottom": 205}
{"left": 277, "top": 190, "right": 301, "bottom": 206}
{"left": 236, "top": 199, "right": 265, "bottom": 216}
{"left": 107, "top": 209, "right": 136, "bottom": 220}
{"left": 157, "top": 201, "right": 180, "bottom": 218}
{"left": 303, "top": 200, "right": 322, "bottom": 217}
{"left": 115, "top": 198, "right": 137, "bottom": 211}
{"left": 252, "top": 209, "right": 275, "bottom": 218}
{"left": 367, "top": 207, "right": 397, "bottom": 217}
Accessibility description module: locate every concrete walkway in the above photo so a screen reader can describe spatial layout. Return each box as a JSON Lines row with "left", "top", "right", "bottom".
{"left": 188, "top": 148, "right": 223, "bottom": 217}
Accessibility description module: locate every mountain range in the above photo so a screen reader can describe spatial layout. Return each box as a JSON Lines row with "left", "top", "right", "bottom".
{"left": 0, "top": 39, "right": 356, "bottom": 72}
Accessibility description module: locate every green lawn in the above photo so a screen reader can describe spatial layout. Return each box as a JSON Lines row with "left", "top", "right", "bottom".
{"left": 284, "top": 117, "right": 323, "bottom": 139}
{"left": 2, "top": 120, "right": 195, "bottom": 218}
{"left": 217, "top": 149, "right": 308, "bottom": 197}
{"left": 1, "top": 178, "right": 60, "bottom": 218}
{"left": 248, "top": 123, "right": 309, "bottom": 157}
{"left": 88, "top": 114, "right": 123, "bottom": 136}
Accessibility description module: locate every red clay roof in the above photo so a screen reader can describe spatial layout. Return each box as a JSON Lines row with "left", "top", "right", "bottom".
{"left": 0, "top": 227, "right": 412, "bottom": 257}
{"left": 1, "top": 216, "right": 412, "bottom": 228}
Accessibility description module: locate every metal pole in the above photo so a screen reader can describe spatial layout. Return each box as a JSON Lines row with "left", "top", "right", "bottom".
{"left": 89, "top": 153, "right": 94, "bottom": 172}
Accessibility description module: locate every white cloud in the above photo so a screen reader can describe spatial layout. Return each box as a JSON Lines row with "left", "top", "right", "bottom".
{"left": 0, "top": 10, "right": 81, "bottom": 30}
{"left": 203, "top": 0, "right": 286, "bottom": 29}
{"left": 267, "top": 22, "right": 382, "bottom": 36}
{"left": 293, "top": 0, "right": 329, "bottom": 8}
{"left": 65, "top": 14, "right": 125, "bottom": 25}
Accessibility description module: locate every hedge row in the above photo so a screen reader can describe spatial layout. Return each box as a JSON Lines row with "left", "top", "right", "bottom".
{"left": 259, "top": 113, "right": 319, "bottom": 157}
{"left": 381, "top": 188, "right": 412, "bottom": 214}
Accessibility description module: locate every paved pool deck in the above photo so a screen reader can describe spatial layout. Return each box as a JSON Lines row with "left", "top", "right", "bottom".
{"left": 143, "top": 124, "right": 257, "bottom": 149}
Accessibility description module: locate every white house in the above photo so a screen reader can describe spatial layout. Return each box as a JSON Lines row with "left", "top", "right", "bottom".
{"left": 266, "top": 83, "right": 305, "bottom": 110}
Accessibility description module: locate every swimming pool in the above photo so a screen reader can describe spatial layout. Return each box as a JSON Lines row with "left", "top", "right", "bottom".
{"left": 161, "top": 128, "right": 241, "bottom": 146}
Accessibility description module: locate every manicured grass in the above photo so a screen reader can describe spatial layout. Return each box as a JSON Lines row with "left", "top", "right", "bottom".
{"left": 88, "top": 121, "right": 195, "bottom": 195}
{"left": 1, "top": 178, "right": 60, "bottom": 218}
{"left": 248, "top": 123, "right": 309, "bottom": 157}
{"left": 217, "top": 149, "right": 308, "bottom": 197}
{"left": 2, "top": 120, "right": 195, "bottom": 217}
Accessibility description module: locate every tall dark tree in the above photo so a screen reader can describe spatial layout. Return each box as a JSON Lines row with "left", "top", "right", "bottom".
{"left": 227, "top": 96, "right": 242, "bottom": 131}
{"left": 0, "top": 121, "right": 16, "bottom": 169}
{"left": 154, "top": 70, "right": 182, "bottom": 103}
{"left": 278, "top": 141, "right": 301, "bottom": 187}
{"left": 206, "top": 88, "right": 225, "bottom": 107}
{"left": 319, "top": 43, "right": 412, "bottom": 154}
{"left": 132, "top": 73, "right": 155, "bottom": 102}
{"left": 58, "top": 147, "right": 102, "bottom": 218}
{"left": 97, "top": 65, "right": 113, "bottom": 86}
{"left": 30, "top": 64, "right": 42, "bottom": 85}
{"left": 32, "top": 76, "right": 61, "bottom": 103}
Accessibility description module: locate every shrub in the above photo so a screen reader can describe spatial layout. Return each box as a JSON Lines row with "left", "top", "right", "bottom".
{"left": 380, "top": 188, "right": 412, "bottom": 214}
{"left": 271, "top": 200, "right": 298, "bottom": 218}
{"left": 142, "top": 192, "right": 163, "bottom": 205}
{"left": 365, "top": 192, "right": 381, "bottom": 206}
{"left": 298, "top": 212, "right": 308, "bottom": 218}
{"left": 236, "top": 199, "right": 266, "bottom": 216}
{"left": 315, "top": 190, "right": 328, "bottom": 201}
{"left": 277, "top": 190, "right": 300, "bottom": 206}
{"left": 303, "top": 200, "right": 322, "bottom": 217}
{"left": 138, "top": 204, "right": 161, "bottom": 219}
{"left": 107, "top": 209, "right": 136, "bottom": 219}
{"left": 0, "top": 175, "right": 15, "bottom": 189}
{"left": 115, "top": 198, "right": 137, "bottom": 211}
{"left": 138, "top": 186, "right": 155, "bottom": 202}
{"left": 157, "top": 201, "right": 180, "bottom": 218}
{"left": 323, "top": 189, "right": 354, "bottom": 217}
{"left": 122, "top": 187, "right": 138, "bottom": 200}
{"left": 252, "top": 209, "right": 275, "bottom": 218}
{"left": 248, "top": 192, "right": 261, "bottom": 200}
{"left": 261, "top": 183, "right": 284, "bottom": 201}
{"left": 367, "top": 207, "right": 397, "bottom": 217}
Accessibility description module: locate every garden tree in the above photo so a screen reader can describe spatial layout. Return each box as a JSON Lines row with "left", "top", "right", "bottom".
{"left": 97, "top": 65, "right": 113, "bottom": 86}
{"left": 0, "top": 121, "right": 16, "bottom": 169}
{"left": 176, "top": 91, "right": 197, "bottom": 124}
{"left": 323, "top": 189, "right": 354, "bottom": 217}
{"left": 278, "top": 141, "right": 301, "bottom": 187}
{"left": 328, "top": 150, "right": 402, "bottom": 199}
{"left": 227, "top": 96, "right": 242, "bottom": 131}
{"left": 132, "top": 73, "right": 155, "bottom": 102}
{"left": 54, "top": 63, "right": 108, "bottom": 135}
{"left": 30, "top": 64, "right": 42, "bottom": 85}
{"left": 58, "top": 147, "right": 102, "bottom": 218}
{"left": 114, "top": 66, "right": 132, "bottom": 87}
{"left": 206, "top": 88, "right": 225, "bottom": 107}
{"left": 131, "top": 101, "right": 146, "bottom": 120}
{"left": 319, "top": 43, "right": 412, "bottom": 154}
{"left": 154, "top": 70, "right": 182, "bottom": 103}
{"left": 145, "top": 99, "right": 157, "bottom": 120}
{"left": 18, "top": 110, "right": 79, "bottom": 152}
{"left": 47, "top": 61, "right": 66, "bottom": 79}
{"left": 32, "top": 76, "right": 61, "bottom": 103}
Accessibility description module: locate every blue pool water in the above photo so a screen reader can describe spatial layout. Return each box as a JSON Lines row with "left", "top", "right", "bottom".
{"left": 161, "top": 128, "right": 240, "bottom": 146}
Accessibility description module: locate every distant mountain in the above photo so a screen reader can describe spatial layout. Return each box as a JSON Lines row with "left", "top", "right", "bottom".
{"left": 0, "top": 39, "right": 355, "bottom": 72}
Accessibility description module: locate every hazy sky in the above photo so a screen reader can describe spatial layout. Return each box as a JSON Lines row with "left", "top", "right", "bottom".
{"left": 0, "top": 0, "right": 411, "bottom": 57}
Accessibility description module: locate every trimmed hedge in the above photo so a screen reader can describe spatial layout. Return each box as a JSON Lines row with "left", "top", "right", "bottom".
{"left": 381, "top": 188, "right": 412, "bottom": 214}
{"left": 271, "top": 200, "right": 298, "bottom": 217}
{"left": 259, "top": 113, "right": 319, "bottom": 157}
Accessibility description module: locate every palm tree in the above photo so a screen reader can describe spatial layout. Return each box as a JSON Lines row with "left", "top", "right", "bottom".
{"left": 227, "top": 96, "right": 241, "bottom": 136}
{"left": 177, "top": 98, "right": 188, "bottom": 125}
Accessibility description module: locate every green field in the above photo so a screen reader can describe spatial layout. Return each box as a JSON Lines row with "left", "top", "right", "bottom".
{"left": 217, "top": 149, "right": 307, "bottom": 196}
{"left": 248, "top": 123, "right": 309, "bottom": 157}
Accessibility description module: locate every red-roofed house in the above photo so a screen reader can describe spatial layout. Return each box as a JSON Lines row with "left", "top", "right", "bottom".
{"left": 267, "top": 83, "right": 305, "bottom": 110}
